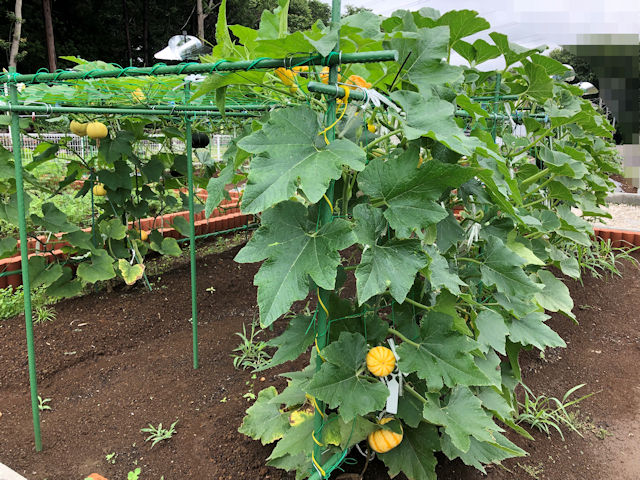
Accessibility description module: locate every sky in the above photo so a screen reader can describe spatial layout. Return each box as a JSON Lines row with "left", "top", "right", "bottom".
{"left": 320, "top": 0, "right": 639, "bottom": 70}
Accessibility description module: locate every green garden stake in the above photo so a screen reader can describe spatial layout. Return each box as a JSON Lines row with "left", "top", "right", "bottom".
{"left": 312, "top": 0, "right": 341, "bottom": 477}
{"left": 8, "top": 67, "right": 42, "bottom": 452}
{"left": 185, "top": 82, "right": 199, "bottom": 370}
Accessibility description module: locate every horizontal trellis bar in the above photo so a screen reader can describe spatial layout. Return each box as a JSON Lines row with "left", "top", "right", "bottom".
{"left": 0, "top": 104, "right": 260, "bottom": 117}
{"left": 0, "top": 51, "right": 399, "bottom": 85}
{"left": 306, "top": 82, "right": 548, "bottom": 121}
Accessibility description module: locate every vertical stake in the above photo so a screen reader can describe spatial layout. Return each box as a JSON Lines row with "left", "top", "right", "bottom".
{"left": 491, "top": 73, "right": 502, "bottom": 142}
{"left": 184, "top": 82, "right": 199, "bottom": 369}
{"left": 312, "top": 0, "right": 341, "bottom": 477}
{"left": 9, "top": 67, "right": 42, "bottom": 452}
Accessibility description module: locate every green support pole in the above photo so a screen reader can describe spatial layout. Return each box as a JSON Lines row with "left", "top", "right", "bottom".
{"left": 0, "top": 104, "right": 258, "bottom": 117}
{"left": 490, "top": 73, "right": 502, "bottom": 141}
{"left": 184, "top": 82, "right": 199, "bottom": 370}
{"left": 312, "top": 1, "right": 341, "bottom": 478}
{"left": 0, "top": 51, "right": 398, "bottom": 84}
{"left": 9, "top": 67, "right": 42, "bottom": 452}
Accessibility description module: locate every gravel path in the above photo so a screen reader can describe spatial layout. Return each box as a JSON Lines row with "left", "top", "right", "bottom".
{"left": 587, "top": 203, "right": 640, "bottom": 231}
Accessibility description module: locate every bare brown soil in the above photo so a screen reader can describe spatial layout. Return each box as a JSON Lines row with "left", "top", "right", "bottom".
{"left": 1, "top": 243, "right": 639, "bottom": 480}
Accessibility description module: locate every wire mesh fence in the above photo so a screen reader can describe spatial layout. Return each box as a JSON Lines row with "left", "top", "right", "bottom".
{"left": 0, "top": 132, "right": 233, "bottom": 162}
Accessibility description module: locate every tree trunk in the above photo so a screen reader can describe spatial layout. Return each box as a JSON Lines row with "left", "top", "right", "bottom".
{"left": 8, "top": 0, "right": 23, "bottom": 68}
{"left": 143, "top": 0, "right": 149, "bottom": 65}
{"left": 196, "top": 0, "right": 205, "bottom": 41}
{"left": 122, "top": 0, "right": 132, "bottom": 64}
{"left": 42, "top": 0, "right": 56, "bottom": 71}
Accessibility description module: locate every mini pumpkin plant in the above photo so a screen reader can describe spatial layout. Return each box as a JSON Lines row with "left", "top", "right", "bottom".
{"left": 92, "top": 183, "right": 107, "bottom": 196}
{"left": 365, "top": 346, "right": 404, "bottom": 452}
{"left": 368, "top": 417, "right": 403, "bottom": 453}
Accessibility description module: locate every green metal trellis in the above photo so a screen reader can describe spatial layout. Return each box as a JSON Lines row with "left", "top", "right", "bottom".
{"left": 1, "top": 14, "right": 398, "bottom": 473}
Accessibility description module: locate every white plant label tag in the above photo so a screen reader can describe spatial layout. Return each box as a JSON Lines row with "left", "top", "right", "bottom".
{"left": 386, "top": 377, "right": 399, "bottom": 414}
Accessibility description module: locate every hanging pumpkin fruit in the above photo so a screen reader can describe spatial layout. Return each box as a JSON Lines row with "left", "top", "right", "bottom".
{"left": 368, "top": 418, "right": 403, "bottom": 453}
{"left": 366, "top": 345, "right": 395, "bottom": 377}
{"left": 87, "top": 122, "right": 108, "bottom": 139}
{"left": 70, "top": 120, "right": 88, "bottom": 136}
{"left": 92, "top": 183, "right": 107, "bottom": 196}
{"left": 191, "top": 132, "right": 210, "bottom": 148}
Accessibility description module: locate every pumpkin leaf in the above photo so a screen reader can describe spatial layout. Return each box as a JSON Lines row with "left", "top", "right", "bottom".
{"left": 235, "top": 202, "right": 356, "bottom": 326}
{"left": 239, "top": 386, "right": 291, "bottom": 445}
{"left": 76, "top": 249, "right": 116, "bottom": 283}
{"left": 379, "top": 422, "right": 440, "bottom": 480}
{"left": 117, "top": 259, "right": 145, "bottom": 285}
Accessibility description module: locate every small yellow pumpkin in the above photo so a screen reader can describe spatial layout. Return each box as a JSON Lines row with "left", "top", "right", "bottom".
{"left": 133, "top": 228, "right": 149, "bottom": 242}
{"left": 347, "top": 74, "right": 372, "bottom": 90}
{"left": 368, "top": 418, "right": 403, "bottom": 453}
{"left": 366, "top": 346, "right": 395, "bottom": 377}
{"left": 70, "top": 120, "right": 87, "bottom": 136}
{"left": 92, "top": 183, "right": 107, "bottom": 196}
{"left": 367, "top": 122, "right": 376, "bottom": 133}
{"left": 87, "top": 121, "right": 108, "bottom": 139}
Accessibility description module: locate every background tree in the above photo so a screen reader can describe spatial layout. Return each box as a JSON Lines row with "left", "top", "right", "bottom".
{"left": 41, "top": 0, "right": 55, "bottom": 71}
{"left": 0, "top": 0, "right": 331, "bottom": 72}
{"left": 549, "top": 47, "right": 599, "bottom": 88}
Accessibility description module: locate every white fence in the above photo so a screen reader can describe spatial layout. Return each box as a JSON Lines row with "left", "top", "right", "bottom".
{"left": 0, "top": 132, "right": 233, "bottom": 162}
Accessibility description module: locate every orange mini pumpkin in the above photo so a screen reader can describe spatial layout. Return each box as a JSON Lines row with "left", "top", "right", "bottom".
{"left": 366, "top": 346, "right": 395, "bottom": 377}
{"left": 368, "top": 418, "right": 403, "bottom": 453}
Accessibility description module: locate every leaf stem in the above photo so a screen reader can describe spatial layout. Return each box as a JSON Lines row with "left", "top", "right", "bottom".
{"left": 403, "top": 383, "right": 427, "bottom": 404}
{"left": 403, "top": 297, "right": 434, "bottom": 312}
{"left": 456, "top": 257, "right": 482, "bottom": 265}
{"left": 387, "top": 327, "right": 421, "bottom": 349}
{"left": 520, "top": 167, "right": 550, "bottom": 189}
{"left": 367, "top": 129, "right": 402, "bottom": 150}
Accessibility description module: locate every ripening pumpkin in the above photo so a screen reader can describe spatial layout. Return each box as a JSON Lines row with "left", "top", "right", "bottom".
{"left": 347, "top": 74, "right": 372, "bottom": 90}
{"left": 70, "top": 120, "right": 87, "bottom": 136}
{"left": 133, "top": 228, "right": 149, "bottom": 242}
{"left": 368, "top": 418, "right": 403, "bottom": 453}
{"left": 87, "top": 122, "right": 108, "bottom": 139}
{"left": 366, "top": 346, "right": 395, "bottom": 377}
{"left": 92, "top": 183, "right": 107, "bottom": 196}
{"left": 275, "top": 67, "right": 296, "bottom": 86}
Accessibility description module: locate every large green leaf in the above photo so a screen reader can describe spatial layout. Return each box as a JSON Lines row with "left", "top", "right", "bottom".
{"left": 423, "top": 386, "right": 503, "bottom": 452}
{"left": 260, "top": 315, "right": 314, "bottom": 370}
{"left": 436, "top": 10, "right": 490, "bottom": 52}
{"left": 28, "top": 256, "right": 63, "bottom": 288}
{"left": 508, "top": 311, "right": 566, "bottom": 350}
{"left": 0, "top": 237, "right": 17, "bottom": 259}
{"left": 441, "top": 431, "right": 526, "bottom": 473}
{"left": 522, "top": 61, "right": 554, "bottom": 102}
{"left": 237, "top": 106, "right": 365, "bottom": 213}
{"left": 76, "top": 249, "right": 116, "bottom": 283}
{"left": 424, "top": 245, "right": 466, "bottom": 295}
{"left": 380, "top": 422, "right": 440, "bottom": 480}
{"left": 46, "top": 267, "right": 83, "bottom": 298}
{"left": 306, "top": 361, "right": 389, "bottom": 421}
{"left": 535, "top": 269, "right": 575, "bottom": 319}
{"left": 477, "top": 237, "right": 543, "bottom": 298}
{"left": 238, "top": 386, "right": 290, "bottom": 445}
{"left": 391, "top": 90, "right": 481, "bottom": 155}
{"left": 31, "top": 203, "right": 79, "bottom": 233}
{"left": 204, "top": 164, "right": 234, "bottom": 217}
{"left": 391, "top": 25, "right": 463, "bottom": 93}
{"left": 396, "top": 312, "right": 490, "bottom": 390}
{"left": 358, "top": 146, "right": 476, "bottom": 238}
{"left": 475, "top": 309, "right": 508, "bottom": 355}
{"left": 354, "top": 204, "right": 427, "bottom": 304}
{"left": 235, "top": 202, "right": 356, "bottom": 326}
{"left": 307, "top": 332, "right": 388, "bottom": 421}
{"left": 99, "top": 218, "right": 127, "bottom": 240}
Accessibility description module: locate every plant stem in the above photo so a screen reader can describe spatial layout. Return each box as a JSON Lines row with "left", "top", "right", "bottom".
{"left": 367, "top": 129, "right": 402, "bottom": 149}
{"left": 456, "top": 257, "right": 482, "bottom": 265}
{"left": 520, "top": 167, "right": 550, "bottom": 190}
{"left": 387, "top": 327, "right": 420, "bottom": 349}
{"left": 523, "top": 174, "right": 556, "bottom": 202}
{"left": 403, "top": 383, "right": 427, "bottom": 404}
{"left": 402, "top": 296, "right": 434, "bottom": 312}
